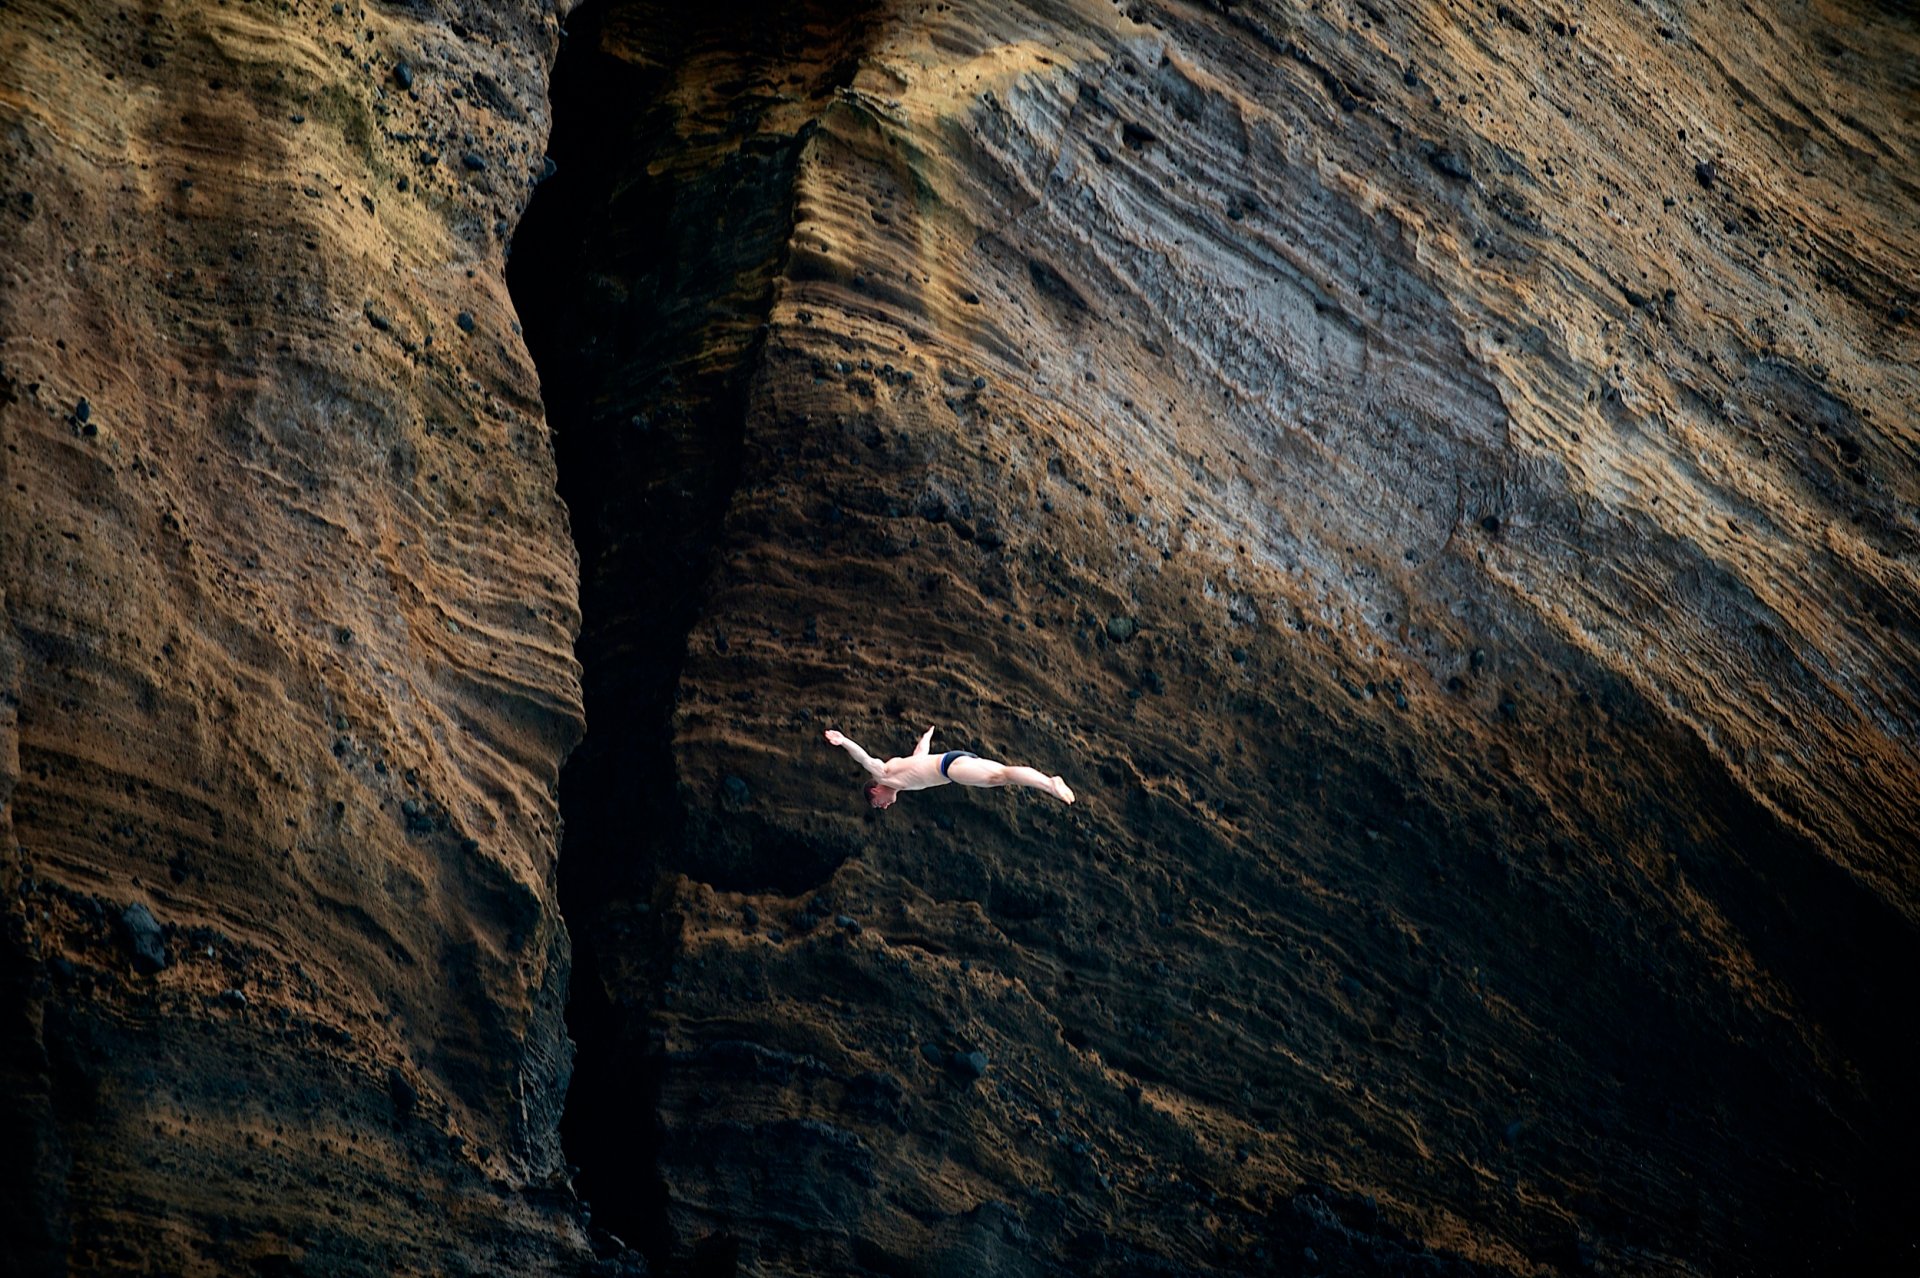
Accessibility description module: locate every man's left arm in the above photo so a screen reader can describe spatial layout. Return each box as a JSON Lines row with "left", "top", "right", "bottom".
{"left": 823, "top": 729, "right": 887, "bottom": 779}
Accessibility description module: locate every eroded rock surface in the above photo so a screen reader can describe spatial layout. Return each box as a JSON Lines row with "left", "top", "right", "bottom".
{"left": 3, "top": 0, "right": 1916, "bottom": 1273}
{"left": 515, "top": 1, "right": 1919, "bottom": 1276}
{"left": 2, "top": 1, "right": 590, "bottom": 1272}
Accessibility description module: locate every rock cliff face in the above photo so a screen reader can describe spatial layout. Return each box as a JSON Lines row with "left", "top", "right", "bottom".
{"left": 2, "top": 1, "right": 591, "bottom": 1272}
{"left": 4, "top": 0, "right": 1917, "bottom": 1275}
{"left": 512, "top": 1, "right": 1919, "bottom": 1276}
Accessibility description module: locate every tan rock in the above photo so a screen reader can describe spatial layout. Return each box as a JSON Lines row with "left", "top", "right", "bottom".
{"left": 1, "top": 0, "right": 589, "bottom": 1271}
{"left": 522, "top": 2, "right": 1919, "bottom": 1275}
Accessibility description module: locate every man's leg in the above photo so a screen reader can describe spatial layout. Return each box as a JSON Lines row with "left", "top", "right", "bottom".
{"left": 947, "top": 757, "right": 1074, "bottom": 803}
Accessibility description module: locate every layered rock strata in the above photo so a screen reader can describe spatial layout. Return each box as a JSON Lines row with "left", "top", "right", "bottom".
{"left": 2, "top": 1, "right": 591, "bottom": 1272}
{"left": 515, "top": 1, "right": 1919, "bottom": 1275}
{"left": 2, "top": 0, "right": 1915, "bottom": 1274}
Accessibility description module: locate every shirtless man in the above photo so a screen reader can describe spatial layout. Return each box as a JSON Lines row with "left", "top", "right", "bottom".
{"left": 823, "top": 726, "right": 1075, "bottom": 809}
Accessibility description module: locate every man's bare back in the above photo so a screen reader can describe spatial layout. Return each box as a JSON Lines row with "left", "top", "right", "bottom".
{"left": 824, "top": 726, "right": 1075, "bottom": 809}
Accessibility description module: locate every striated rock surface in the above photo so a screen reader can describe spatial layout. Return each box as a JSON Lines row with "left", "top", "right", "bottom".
{"left": 3, "top": 0, "right": 1916, "bottom": 1274}
{"left": 2, "top": 1, "right": 592, "bottom": 1272}
{"left": 514, "top": 1, "right": 1920, "bottom": 1276}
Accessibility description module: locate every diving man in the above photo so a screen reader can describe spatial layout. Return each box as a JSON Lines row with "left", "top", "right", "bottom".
{"left": 823, "top": 726, "right": 1075, "bottom": 808}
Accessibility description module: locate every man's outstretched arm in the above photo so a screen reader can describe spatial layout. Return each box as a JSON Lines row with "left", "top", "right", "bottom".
{"left": 911, "top": 725, "right": 935, "bottom": 757}
{"left": 823, "top": 729, "right": 887, "bottom": 780}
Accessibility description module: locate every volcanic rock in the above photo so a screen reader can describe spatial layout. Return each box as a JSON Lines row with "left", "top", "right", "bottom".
{"left": 510, "top": 2, "right": 1920, "bottom": 1276}
{"left": 0, "top": 0, "right": 1915, "bottom": 1275}
{"left": 1, "top": 0, "right": 589, "bottom": 1272}
{"left": 118, "top": 902, "right": 170, "bottom": 974}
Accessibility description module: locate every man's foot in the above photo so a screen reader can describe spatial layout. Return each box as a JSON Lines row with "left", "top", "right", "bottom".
{"left": 1051, "top": 776, "right": 1075, "bottom": 804}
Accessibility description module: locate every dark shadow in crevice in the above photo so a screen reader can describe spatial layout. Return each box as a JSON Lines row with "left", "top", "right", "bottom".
{"left": 0, "top": 934, "right": 65, "bottom": 1278}
{"left": 506, "top": 2, "right": 877, "bottom": 1270}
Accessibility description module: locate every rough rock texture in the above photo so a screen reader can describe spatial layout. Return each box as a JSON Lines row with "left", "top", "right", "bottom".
{"left": 1, "top": 1, "right": 592, "bottom": 1272}
{"left": 512, "top": 1, "right": 1919, "bottom": 1276}
{"left": 4, "top": 0, "right": 1917, "bottom": 1274}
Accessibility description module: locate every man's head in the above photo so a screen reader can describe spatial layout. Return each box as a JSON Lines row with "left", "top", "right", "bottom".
{"left": 864, "top": 782, "right": 898, "bottom": 810}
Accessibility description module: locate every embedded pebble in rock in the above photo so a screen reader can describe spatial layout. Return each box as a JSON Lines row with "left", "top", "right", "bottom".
{"left": 1427, "top": 147, "right": 1471, "bottom": 181}
{"left": 388, "top": 1067, "right": 419, "bottom": 1122}
{"left": 118, "top": 903, "right": 170, "bottom": 974}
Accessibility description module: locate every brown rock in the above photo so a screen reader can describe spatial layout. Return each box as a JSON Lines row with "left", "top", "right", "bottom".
{"left": 0, "top": 0, "right": 588, "bottom": 1271}
{"left": 2, "top": 0, "right": 1916, "bottom": 1275}
{"left": 514, "top": 2, "right": 1920, "bottom": 1276}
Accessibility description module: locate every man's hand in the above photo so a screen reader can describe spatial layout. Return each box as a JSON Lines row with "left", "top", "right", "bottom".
{"left": 823, "top": 729, "right": 846, "bottom": 746}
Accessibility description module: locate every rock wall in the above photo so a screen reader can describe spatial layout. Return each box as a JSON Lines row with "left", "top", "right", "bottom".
{"left": 514, "top": 1, "right": 1920, "bottom": 1276}
{"left": 4, "top": 0, "right": 1916, "bottom": 1274}
{"left": 1, "top": 1, "right": 591, "bottom": 1272}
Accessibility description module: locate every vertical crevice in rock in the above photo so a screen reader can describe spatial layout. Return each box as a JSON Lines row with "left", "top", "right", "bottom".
{"left": 0, "top": 943, "right": 66, "bottom": 1278}
{"left": 507, "top": 1, "right": 875, "bottom": 1265}
{"left": 0, "top": 613, "right": 62, "bottom": 1276}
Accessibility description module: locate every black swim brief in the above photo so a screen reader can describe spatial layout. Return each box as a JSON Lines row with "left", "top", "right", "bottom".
{"left": 939, "top": 749, "right": 977, "bottom": 777}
